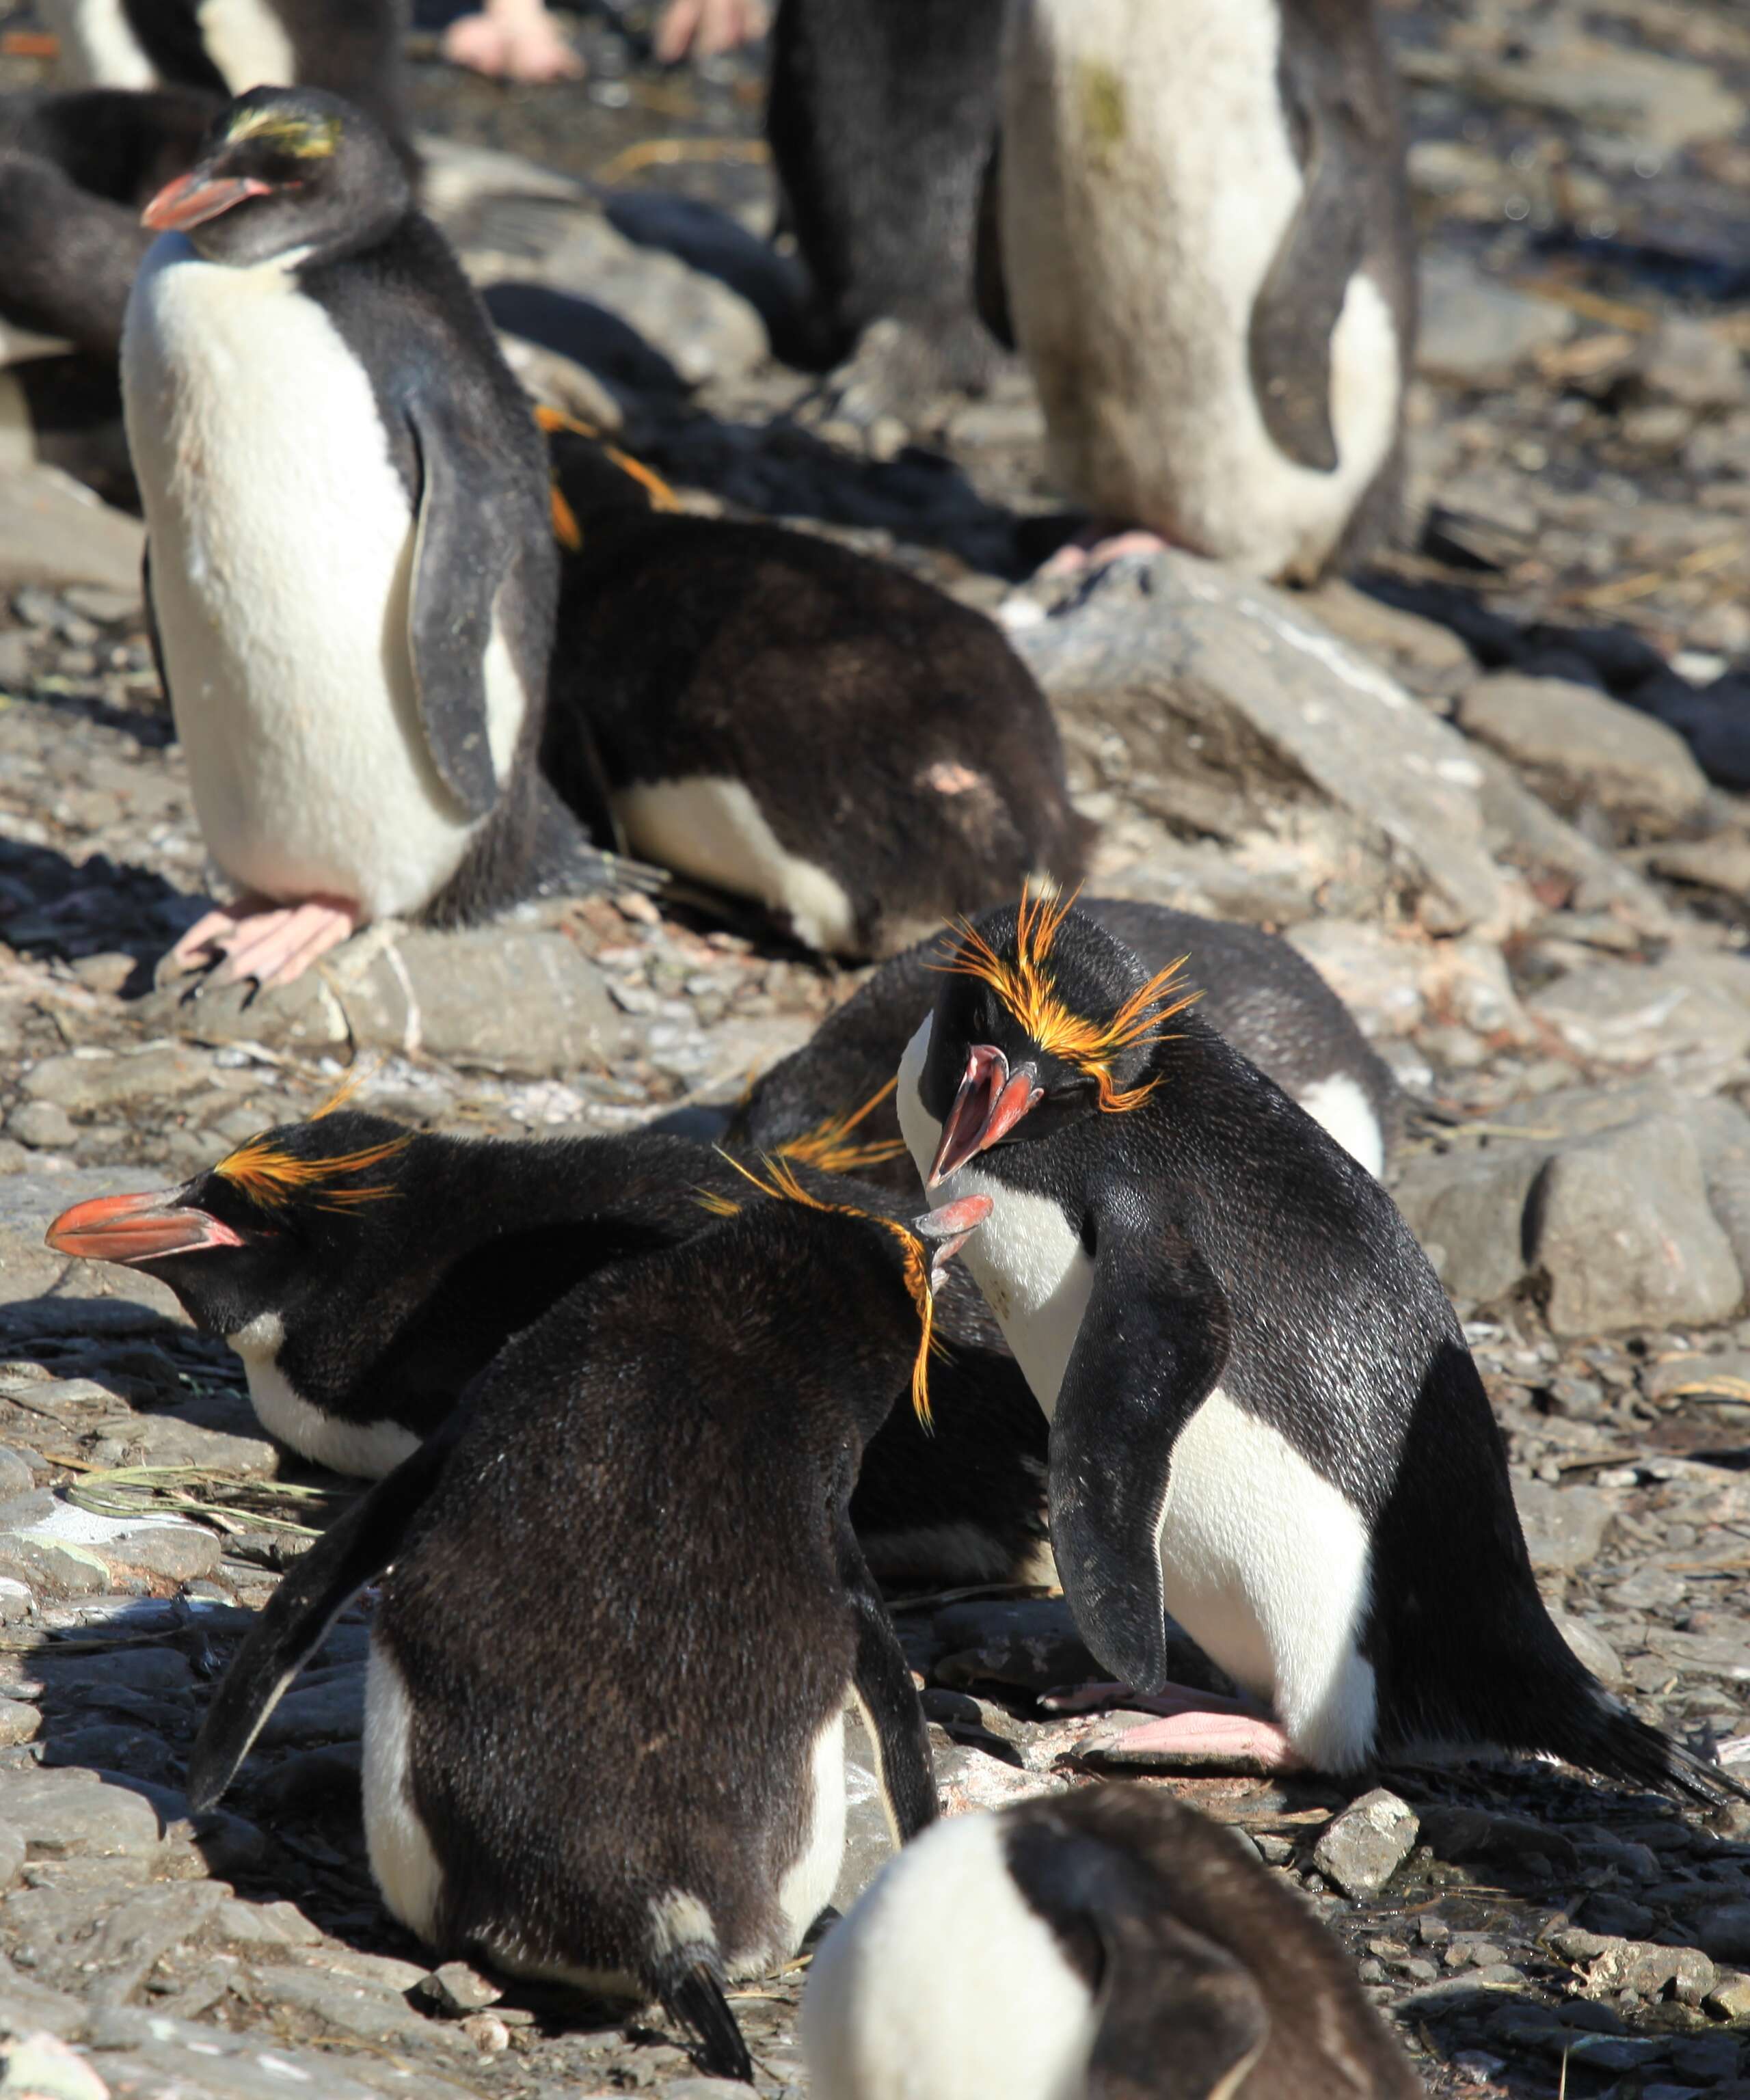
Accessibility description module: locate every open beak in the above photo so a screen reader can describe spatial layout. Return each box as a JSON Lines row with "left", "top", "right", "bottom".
{"left": 45, "top": 1189, "right": 243, "bottom": 1265}
{"left": 913, "top": 1194, "right": 993, "bottom": 1289}
{"left": 927, "top": 1046, "right": 1042, "bottom": 1187}
{"left": 142, "top": 170, "right": 274, "bottom": 234}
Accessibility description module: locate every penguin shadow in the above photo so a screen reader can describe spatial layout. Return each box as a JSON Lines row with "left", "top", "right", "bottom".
{"left": 0, "top": 838, "right": 198, "bottom": 992}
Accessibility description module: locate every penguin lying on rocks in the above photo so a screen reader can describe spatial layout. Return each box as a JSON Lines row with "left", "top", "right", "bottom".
{"left": 804, "top": 1785, "right": 1424, "bottom": 2100}
{"left": 898, "top": 892, "right": 1749, "bottom": 1805}
{"left": 765, "top": 0, "right": 1008, "bottom": 419}
{"left": 122, "top": 89, "right": 628, "bottom": 990}
{"left": 729, "top": 896, "right": 1403, "bottom": 1191}
{"left": 46, "top": 1107, "right": 1051, "bottom": 1587}
{"left": 543, "top": 422, "right": 1092, "bottom": 957}
{"left": 993, "top": 0, "right": 1415, "bottom": 582}
{"left": 185, "top": 1171, "right": 991, "bottom": 2080}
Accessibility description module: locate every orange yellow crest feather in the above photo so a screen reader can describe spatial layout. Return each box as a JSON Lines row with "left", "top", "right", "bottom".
{"left": 774, "top": 1077, "right": 908, "bottom": 1178}
{"left": 937, "top": 889, "right": 1201, "bottom": 1112}
{"left": 709, "top": 1150, "right": 941, "bottom": 1427}
{"left": 215, "top": 1086, "right": 411, "bottom": 1213}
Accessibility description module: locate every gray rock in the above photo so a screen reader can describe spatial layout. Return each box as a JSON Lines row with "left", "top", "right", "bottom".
{"left": 833, "top": 1705, "right": 898, "bottom": 1915}
{"left": 1634, "top": 320, "right": 1748, "bottom": 414}
{"left": 1471, "top": 29, "right": 1745, "bottom": 152}
{"left": 243, "top": 1961, "right": 439, "bottom": 2045}
{"left": 930, "top": 1598, "right": 1101, "bottom": 1695}
{"left": 21, "top": 1046, "right": 213, "bottom": 1118}
{"left": 0, "top": 468, "right": 146, "bottom": 596}
{"left": 83, "top": 2005, "right": 481, "bottom": 2099}
{"left": 1392, "top": 1144, "right": 1550, "bottom": 1303}
{"left": 103, "top": 1528, "right": 222, "bottom": 1585}
{"left": 0, "top": 1828, "right": 22, "bottom": 1896}
{"left": 1418, "top": 257, "right": 1575, "bottom": 389}
{"left": 1283, "top": 921, "right": 1426, "bottom": 1038}
{"left": 1010, "top": 553, "right": 1526, "bottom": 939}
{"left": 1311, "top": 1789, "right": 1419, "bottom": 1900}
{"left": 1530, "top": 954, "right": 1750, "bottom": 1074}
{"left": 137, "top": 919, "right": 634, "bottom": 1079}
{"left": 418, "top": 1961, "right": 501, "bottom": 2015}
{"left": 6, "top": 1103, "right": 76, "bottom": 1153}
{"left": 1563, "top": 1934, "right": 1717, "bottom": 2005}
{"left": 0, "top": 1768, "right": 165, "bottom": 1859}
{"left": 1470, "top": 744, "right": 1675, "bottom": 935}
{"left": 81, "top": 1881, "right": 228, "bottom": 2008}
{"left": 0, "top": 2033, "right": 107, "bottom": 2100}
{"left": 1527, "top": 1116, "right": 1743, "bottom": 1334}
{"left": 1513, "top": 1480, "right": 1615, "bottom": 1572}
{"left": 256, "top": 1668, "right": 364, "bottom": 1749}
{"left": 1706, "top": 1971, "right": 1750, "bottom": 2020}
{"left": 1696, "top": 1902, "right": 1750, "bottom": 1965}
{"left": 1455, "top": 673, "right": 1708, "bottom": 837}
{"left": 1550, "top": 1609, "right": 1627, "bottom": 1690}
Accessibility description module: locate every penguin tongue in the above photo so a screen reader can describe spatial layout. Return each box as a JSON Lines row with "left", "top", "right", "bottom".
{"left": 142, "top": 171, "right": 275, "bottom": 233}
{"left": 44, "top": 1189, "right": 243, "bottom": 1264}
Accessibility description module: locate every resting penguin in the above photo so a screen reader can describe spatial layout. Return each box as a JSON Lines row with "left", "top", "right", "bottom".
{"left": 994, "top": 0, "right": 1416, "bottom": 582}
{"left": 122, "top": 89, "right": 624, "bottom": 989}
{"left": 803, "top": 1786, "right": 1425, "bottom": 2100}
{"left": 729, "top": 896, "right": 1403, "bottom": 1194}
{"left": 766, "top": 0, "right": 1007, "bottom": 417}
{"left": 46, "top": 1108, "right": 1052, "bottom": 1587}
{"left": 184, "top": 1174, "right": 990, "bottom": 2079}
{"left": 898, "top": 893, "right": 1749, "bottom": 1805}
{"left": 544, "top": 426, "right": 1092, "bottom": 956}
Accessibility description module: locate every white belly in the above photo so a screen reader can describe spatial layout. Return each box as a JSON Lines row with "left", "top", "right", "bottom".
{"left": 40, "top": 0, "right": 158, "bottom": 85}
{"left": 776, "top": 1706, "right": 848, "bottom": 1956}
{"left": 227, "top": 1314, "right": 422, "bottom": 1477}
{"left": 197, "top": 0, "right": 298, "bottom": 90}
{"left": 1295, "top": 1073, "right": 1385, "bottom": 1180}
{"left": 802, "top": 1810, "right": 1096, "bottom": 2100}
{"left": 899, "top": 1015, "right": 1377, "bottom": 1767}
{"left": 362, "top": 1639, "right": 445, "bottom": 1944}
{"left": 122, "top": 235, "right": 524, "bottom": 919}
{"left": 1000, "top": 0, "right": 1401, "bottom": 578}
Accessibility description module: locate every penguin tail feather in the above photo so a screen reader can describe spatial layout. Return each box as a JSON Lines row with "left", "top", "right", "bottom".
{"left": 658, "top": 1958, "right": 753, "bottom": 2084}
{"left": 1545, "top": 1686, "right": 1750, "bottom": 1810}
{"left": 186, "top": 1421, "right": 458, "bottom": 1814}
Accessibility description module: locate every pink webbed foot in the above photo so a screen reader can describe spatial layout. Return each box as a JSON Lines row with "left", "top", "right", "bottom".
{"left": 1098, "top": 1709, "right": 1306, "bottom": 1771}
{"left": 1039, "top": 525, "right": 1174, "bottom": 580}
{"left": 654, "top": 0, "right": 769, "bottom": 62}
{"left": 440, "top": 1, "right": 583, "bottom": 80}
{"left": 167, "top": 897, "right": 360, "bottom": 990}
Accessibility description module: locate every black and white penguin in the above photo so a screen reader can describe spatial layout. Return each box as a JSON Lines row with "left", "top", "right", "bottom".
{"left": 729, "top": 896, "right": 1403, "bottom": 1192}
{"left": 803, "top": 1785, "right": 1425, "bottom": 2100}
{"left": 38, "top": 1, "right": 413, "bottom": 156}
{"left": 994, "top": 0, "right": 1416, "bottom": 581}
{"left": 122, "top": 88, "right": 622, "bottom": 988}
{"left": 46, "top": 1108, "right": 1051, "bottom": 1587}
{"left": 545, "top": 440, "right": 1092, "bottom": 956}
{"left": 897, "top": 893, "right": 1747, "bottom": 1804}
{"left": 765, "top": 0, "right": 1006, "bottom": 419}
{"left": 185, "top": 1177, "right": 989, "bottom": 2078}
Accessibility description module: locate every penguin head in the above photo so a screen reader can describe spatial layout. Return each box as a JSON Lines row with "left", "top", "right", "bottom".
{"left": 44, "top": 1109, "right": 414, "bottom": 1341}
{"left": 139, "top": 87, "right": 410, "bottom": 266}
{"left": 918, "top": 893, "right": 1199, "bottom": 1186}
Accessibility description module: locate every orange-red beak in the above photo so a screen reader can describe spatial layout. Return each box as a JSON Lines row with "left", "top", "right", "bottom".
{"left": 142, "top": 170, "right": 274, "bottom": 234}
{"left": 913, "top": 1193, "right": 993, "bottom": 1287}
{"left": 45, "top": 1189, "right": 242, "bottom": 1265}
{"left": 927, "top": 1047, "right": 1041, "bottom": 1187}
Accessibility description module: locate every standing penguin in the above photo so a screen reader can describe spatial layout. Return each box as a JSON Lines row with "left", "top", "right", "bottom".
{"left": 898, "top": 893, "right": 1746, "bottom": 1804}
{"left": 186, "top": 1174, "right": 990, "bottom": 2079}
{"left": 996, "top": 0, "right": 1416, "bottom": 581}
{"left": 803, "top": 1786, "right": 1425, "bottom": 2100}
{"left": 765, "top": 0, "right": 1007, "bottom": 418}
{"left": 122, "top": 88, "right": 621, "bottom": 988}
{"left": 729, "top": 895, "right": 1403, "bottom": 1191}
{"left": 46, "top": 1109, "right": 1051, "bottom": 1587}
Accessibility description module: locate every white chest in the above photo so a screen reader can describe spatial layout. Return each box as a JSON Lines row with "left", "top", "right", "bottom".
{"left": 228, "top": 1312, "right": 420, "bottom": 1477}
{"left": 122, "top": 237, "right": 522, "bottom": 919}
{"left": 196, "top": 0, "right": 298, "bottom": 90}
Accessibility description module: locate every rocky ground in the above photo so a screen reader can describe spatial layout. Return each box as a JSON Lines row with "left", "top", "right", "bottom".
{"left": 2, "top": 0, "right": 1750, "bottom": 2095}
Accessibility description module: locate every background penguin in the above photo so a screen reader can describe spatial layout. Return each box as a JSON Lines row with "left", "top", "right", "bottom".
{"left": 993, "top": 0, "right": 1416, "bottom": 582}
{"left": 543, "top": 426, "right": 1092, "bottom": 957}
{"left": 898, "top": 893, "right": 1747, "bottom": 1806}
{"left": 764, "top": 0, "right": 1008, "bottom": 421}
{"left": 804, "top": 1785, "right": 1425, "bottom": 2100}
{"left": 46, "top": 1107, "right": 1052, "bottom": 1587}
{"left": 185, "top": 1180, "right": 990, "bottom": 2079}
{"left": 122, "top": 88, "right": 625, "bottom": 989}
{"left": 728, "top": 896, "right": 1404, "bottom": 1191}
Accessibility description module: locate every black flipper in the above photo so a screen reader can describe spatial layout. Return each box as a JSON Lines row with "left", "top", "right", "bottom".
{"left": 405, "top": 393, "right": 517, "bottom": 822}
{"left": 186, "top": 1419, "right": 459, "bottom": 1812}
{"left": 837, "top": 1504, "right": 937, "bottom": 1844}
{"left": 1049, "top": 1214, "right": 1230, "bottom": 1695}
{"left": 659, "top": 1961, "right": 753, "bottom": 2084}
{"left": 973, "top": 138, "right": 1012, "bottom": 351}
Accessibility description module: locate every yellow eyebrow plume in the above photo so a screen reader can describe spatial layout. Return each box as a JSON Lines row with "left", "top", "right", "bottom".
{"left": 773, "top": 1077, "right": 908, "bottom": 1178}
{"left": 937, "top": 889, "right": 1201, "bottom": 1112}
{"left": 214, "top": 1127, "right": 411, "bottom": 1212}
{"left": 710, "top": 1150, "right": 940, "bottom": 1427}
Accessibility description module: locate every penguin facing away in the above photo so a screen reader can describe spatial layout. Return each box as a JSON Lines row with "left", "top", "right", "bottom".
{"left": 46, "top": 1108, "right": 1052, "bottom": 1588}
{"left": 729, "top": 895, "right": 1403, "bottom": 1192}
{"left": 546, "top": 461, "right": 1092, "bottom": 956}
{"left": 765, "top": 0, "right": 1008, "bottom": 420}
{"left": 186, "top": 1176, "right": 991, "bottom": 2080}
{"left": 898, "top": 893, "right": 1747, "bottom": 1805}
{"left": 122, "top": 89, "right": 619, "bottom": 989}
{"left": 996, "top": 0, "right": 1416, "bottom": 581}
{"left": 803, "top": 1785, "right": 1425, "bottom": 2100}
